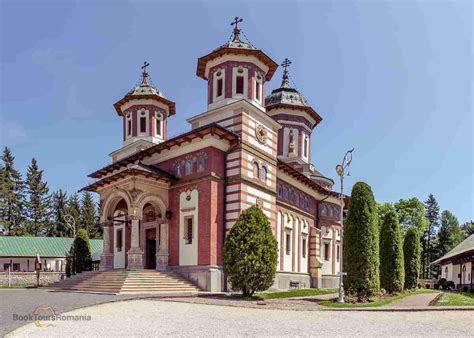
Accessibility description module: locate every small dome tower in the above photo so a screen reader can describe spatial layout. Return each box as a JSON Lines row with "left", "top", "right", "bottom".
{"left": 111, "top": 62, "right": 176, "bottom": 162}
{"left": 196, "top": 17, "right": 278, "bottom": 112}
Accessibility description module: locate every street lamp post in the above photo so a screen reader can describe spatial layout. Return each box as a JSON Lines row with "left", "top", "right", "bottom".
{"left": 63, "top": 215, "right": 76, "bottom": 238}
{"left": 335, "top": 148, "right": 354, "bottom": 303}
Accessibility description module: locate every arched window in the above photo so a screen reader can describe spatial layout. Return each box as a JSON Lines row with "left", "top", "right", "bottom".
{"left": 174, "top": 162, "right": 184, "bottom": 178}
{"left": 196, "top": 155, "right": 205, "bottom": 173}
{"left": 261, "top": 165, "right": 268, "bottom": 182}
{"left": 185, "top": 160, "right": 194, "bottom": 175}
{"left": 252, "top": 161, "right": 260, "bottom": 178}
{"left": 444, "top": 266, "right": 448, "bottom": 277}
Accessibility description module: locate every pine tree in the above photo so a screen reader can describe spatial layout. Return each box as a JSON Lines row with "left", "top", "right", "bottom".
{"left": 51, "top": 190, "right": 68, "bottom": 237}
{"left": 403, "top": 227, "right": 421, "bottom": 289}
{"left": 461, "top": 221, "right": 474, "bottom": 237}
{"left": 424, "top": 194, "right": 440, "bottom": 278}
{"left": 66, "top": 192, "right": 81, "bottom": 236}
{"left": 436, "top": 210, "right": 464, "bottom": 258}
{"left": 81, "top": 192, "right": 100, "bottom": 239}
{"left": 0, "top": 147, "right": 25, "bottom": 235}
{"left": 344, "top": 182, "right": 380, "bottom": 299}
{"left": 25, "top": 158, "right": 51, "bottom": 236}
{"left": 379, "top": 209, "right": 404, "bottom": 293}
{"left": 223, "top": 205, "right": 278, "bottom": 297}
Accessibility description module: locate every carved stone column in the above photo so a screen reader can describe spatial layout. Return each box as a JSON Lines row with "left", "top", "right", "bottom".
{"left": 156, "top": 222, "right": 169, "bottom": 271}
{"left": 309, "top": 226, "right": 322, "bottom": 288}
{"left": 127, "top": 216, "right": 144, "bottom": 269}
{"left": 100, "top": 221, "right": 114, "bottom": 271}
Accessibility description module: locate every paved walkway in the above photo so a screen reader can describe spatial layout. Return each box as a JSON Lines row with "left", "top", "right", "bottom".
{"left": 8, "top": 299, "right": 474, "bottom": 336}
{"left": 383, "top": 292, "right": 440, "bottom": 309}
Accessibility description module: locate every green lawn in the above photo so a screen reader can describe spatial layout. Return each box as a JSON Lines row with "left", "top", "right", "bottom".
{"left": 256, "top": 288, "right": 338, "bottom": 299}
{"left": 434, "top": 292, "right": 474, "bottom": 306}
{"left": 319, "top": 289, "right": 438, "bottom": 308}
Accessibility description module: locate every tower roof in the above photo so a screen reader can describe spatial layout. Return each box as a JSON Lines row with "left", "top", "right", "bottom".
{"left": 196, "top": 17, "right": 278, "bottom": 81}
{"left": 114, "top": 62, "right": 176, "bottom": 116}
{"left": 265, "top": 58, "right": 322, "bottom": 127}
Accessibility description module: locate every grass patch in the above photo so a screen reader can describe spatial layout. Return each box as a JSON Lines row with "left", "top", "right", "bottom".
{"left": 0, "top": 284, "right": 37, "bottom": 289}
{"left": 319, "top": 288, "right": 438, "bottom": 308}
{"left": 256, "top": 288, "right": 338, "bottom": 300}
{"left": 434, "top": 292, "right": 474, "bottom": 306}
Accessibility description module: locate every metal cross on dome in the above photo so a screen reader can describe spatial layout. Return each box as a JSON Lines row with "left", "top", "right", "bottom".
{"left": 141, "top": 61, "right": 150, "bottom": 84}
{"left": 141, "top": 61, "right": 150, "bottom": 74}
{"left": 230, "top": 17, "right": 243, "bottom": 42}
{"left": 281, "top": 58, "right": 292, "bottom": 72}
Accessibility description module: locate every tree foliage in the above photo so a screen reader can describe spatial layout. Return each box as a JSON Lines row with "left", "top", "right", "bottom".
{"left": 436, "top": 210, "right": 464, "bottom": 258}
{"left": 380, "top": 210, "right": 404, "bottom": 293}
{"left": 72, "top": 228, "right": 92, "bottom": 273}
{"left": 81, "top": 192, "right": 101, "bottom": 239}
{"left": 224, "top": 205, "right": 278, "bottom": 297}
{"left": 0, "top": 147, "right": 25, "bottom": 235}
{"left": 394, "top": 198, "right": 428, "bottom": 234}
{"left": 344, "top": 182, "right": 380, "bottom": 298}
{"left": 25, "top": 158, "right": 51, "bottom": 236}
{"left": 52, "top": 190, "right": 68, "bottom": 237}
{"left": 423, "top": 194, "right": 440, "bottom": 278}
{"left": 403, "top": 226, "right": 421, "bottom": 289}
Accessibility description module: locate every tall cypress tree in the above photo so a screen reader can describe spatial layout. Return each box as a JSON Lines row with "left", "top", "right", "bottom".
{"left": 0, "top": 147, "right": 25, "bottom": 235}
{"left": 66, "top": 192, "right": 81, "bottom": 235}
{"left": 51, "top": 190, "right": 68, "bottom": 237}
{"left": 424, "top": 194, "right": 440, "bottom": 278}
{"left": 25, "top": 158, "right": 51, "bottom": 236}
{"left": 380, "top": 209, "right": 405, "bottom": 293}
{"left": 344, "top": 182, "right": 380, "bottom": 299}
{"left": 81, "top": 192, "right": 100, "bottom": 238}
{"left": 403, "top": 227, "right": 421, "bottom": 289}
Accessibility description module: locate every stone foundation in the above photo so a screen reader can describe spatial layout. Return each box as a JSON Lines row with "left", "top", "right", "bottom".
{"left": 0, "top": 272, "right": 63, "bottom": 286}
{"left": 171, "top": 265, "right": 223, "bottom": 292}
{"left": 272, "top": 271, "right": 311, "bottom": 290}
{"left": 321, "top": 274, "right": 339, "bottom": 288}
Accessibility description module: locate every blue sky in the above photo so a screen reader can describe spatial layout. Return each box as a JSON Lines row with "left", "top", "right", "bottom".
{"left": 1, "top": 0, "right": 472, "bottom": 223}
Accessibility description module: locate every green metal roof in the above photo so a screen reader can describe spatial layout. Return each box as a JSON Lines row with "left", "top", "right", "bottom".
{"left": 432, "top": 235, "right": 474, "bottom": 265}
{"left": 0, "top": 236, "right": 103, "bottom": 258}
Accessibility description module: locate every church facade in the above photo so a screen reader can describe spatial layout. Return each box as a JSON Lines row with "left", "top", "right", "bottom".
{"left": 82, "top": 19, "right": 344, "bottom": 291}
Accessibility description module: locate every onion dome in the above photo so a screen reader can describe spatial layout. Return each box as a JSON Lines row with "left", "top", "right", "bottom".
{"left": 114, "top": 62, "right": 176, "bottom": 116}
{"left": 196, "top": 17, "right": 278, "bottom": 81}
{"left": 265, "top": 58, "right": 321, "bottom": 128}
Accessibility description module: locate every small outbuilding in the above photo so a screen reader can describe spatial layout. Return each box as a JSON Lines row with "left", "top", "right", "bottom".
{"left": 432, "top": 235, "right": 473, "bottom": 289}
{"left": 0, "top": 237, "right": 103, "bottom": 272}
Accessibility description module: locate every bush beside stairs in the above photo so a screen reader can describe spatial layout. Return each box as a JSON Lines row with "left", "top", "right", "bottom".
{"left": 48, "top": 269, "right": 200, "bottom": 295}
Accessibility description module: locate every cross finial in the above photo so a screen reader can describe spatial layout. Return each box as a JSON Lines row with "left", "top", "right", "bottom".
{"left": 230, "top": 17, "right": 243, "bottom": 42}
{"left": 141, "top": 61, "right": 150, "bottom": 85}
{"left": 280, "top": 58, "right": 292, "bottom": 88}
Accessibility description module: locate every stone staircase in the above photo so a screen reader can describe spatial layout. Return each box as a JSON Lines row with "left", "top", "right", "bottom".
{"left": 48, "top": 269, "right": 200, "bottom": 295}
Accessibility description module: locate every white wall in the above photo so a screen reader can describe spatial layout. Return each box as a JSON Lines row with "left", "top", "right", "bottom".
{"left": 0, "top": 257, "right": 65, "bottom": 272}
{"left": 179, "top": 189, "right": 199, "bottom": 266}
{"left": 283, "top": 214, "right": 293, "bottom": 272}
{"left": 113, "top": 213, "right": 126, "bottom": 269}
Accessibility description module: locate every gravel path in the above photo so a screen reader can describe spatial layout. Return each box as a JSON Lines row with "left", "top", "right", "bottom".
{"left": 383, "top": 292, "right": 440, "bottom": 308}
{"left": 8, "top": 299, "right": 474, "bottom": 337}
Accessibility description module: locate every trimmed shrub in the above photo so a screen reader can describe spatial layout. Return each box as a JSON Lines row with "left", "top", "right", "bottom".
{"left": 344, "top": 182, "right": 380, "bottom": 298}
{"left": 444, "top": 281, "right": 455, "bottom": 290}
{"left": 73, "top": 229, "right": 92, "bottom": 273}
{"left": 224, "top": 205, "right": 278, "bottom": 297}
{"left": 403, "top": 227, "right": 421, "bottom": 290}
{"left": 380, "top": 210, "right": 405, "bottom": 293}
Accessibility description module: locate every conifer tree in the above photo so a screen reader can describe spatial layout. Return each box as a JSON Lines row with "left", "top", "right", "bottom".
{"left": 81, "top": 192, "right": 100, "bottom": 238}
{"left": 380, "top": 209, "right": 404, "bottom": 293}
{"left": 436, "top": 210, "right": 464, "bottom": 258}
{"left": 424, "top": 194, "right": 440, "bottom": 278}
{"left": 344, "top": 182, "right": 380, "bottom": 299}
{"left": 51, "top": 190, "right": 68, "bottom": 237}
{"left": 461, "top": 221, "right": 474, "bottom": 237}
{"left": 224, "top": 205, "right": 278, "bottom": 297}
{"left": 72, "top": 228, "right": 92, "bottom": 273}
{"left": 0, "top": 147, "right": 25, "bottom": 235}
{"left": 25, "top": 158, "right": 51, "bottom": 236}
{"left": 403, "top": 226, "right": 421, "bottom": 289}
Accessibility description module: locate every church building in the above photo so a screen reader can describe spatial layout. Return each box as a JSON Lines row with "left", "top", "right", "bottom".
{"left": 82, "top": 18, "right": 344, "bottom": 291}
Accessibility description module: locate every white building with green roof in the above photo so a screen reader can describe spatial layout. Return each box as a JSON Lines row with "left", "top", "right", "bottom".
{"left": 0, "top": 237, "right": 103, "bottom": 272}
{"left": 432, "top": 235, "right": 473, "bottom": 289}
